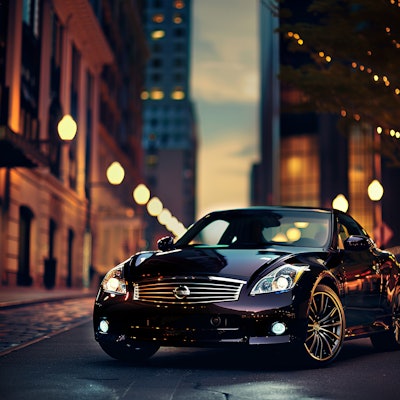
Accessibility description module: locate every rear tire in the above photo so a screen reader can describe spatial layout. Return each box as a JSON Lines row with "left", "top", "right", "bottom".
{"left": 370, "top": 315, "right": 400, "bottom": 352}
{"left": 99, "top": 341, "right": 160, "bottom": 362}
{"left": 295, "top": 284, "right": 345, "bottom": 368}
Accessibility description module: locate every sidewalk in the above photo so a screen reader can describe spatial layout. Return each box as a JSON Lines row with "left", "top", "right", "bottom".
{"left": 0, "top": 286, "right": 97, "bottom": 309}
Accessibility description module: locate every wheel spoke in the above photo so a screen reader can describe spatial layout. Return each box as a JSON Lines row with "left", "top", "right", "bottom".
{"left": 304, "top": 288, "right": 344, "bottom": 362}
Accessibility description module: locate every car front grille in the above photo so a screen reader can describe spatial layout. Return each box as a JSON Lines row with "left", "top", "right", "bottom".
{"left": 133, "top": 276, "right": 246, "bottom": 304}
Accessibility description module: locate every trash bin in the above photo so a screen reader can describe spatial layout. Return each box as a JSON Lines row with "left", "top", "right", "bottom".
{"left": 44, "top": 258, "right": 57, "bottom": 289}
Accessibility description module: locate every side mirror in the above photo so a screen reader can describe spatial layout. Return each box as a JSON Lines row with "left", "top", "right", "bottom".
{"left": 343, "top": 235, "right": 372, "bottom": 251}
{"left": 157, "top": 236, "right": 175, "bottom": 251}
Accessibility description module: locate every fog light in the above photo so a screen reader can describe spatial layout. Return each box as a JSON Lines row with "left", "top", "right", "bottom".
{"left": 271, "top": 321, "right": 286, "bottom": 335}
{"left": 99, "top": 319, "right": 109, "bottom": 333}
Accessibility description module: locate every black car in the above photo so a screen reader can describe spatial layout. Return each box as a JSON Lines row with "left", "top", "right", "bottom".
{"left": 93, "top": 206, "right": 400, "bottom": 367}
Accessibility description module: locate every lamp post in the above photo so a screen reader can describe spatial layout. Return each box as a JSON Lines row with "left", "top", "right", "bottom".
{"left": 83, "top": 161, "right": 125, "bottom": 287}
{"left": 41, "top": 115, "right": 78, "bottom": 288}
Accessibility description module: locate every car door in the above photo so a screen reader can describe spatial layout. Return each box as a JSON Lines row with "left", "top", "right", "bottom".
{"left": 337, "top": 213, "right": 383, "bottom": 328}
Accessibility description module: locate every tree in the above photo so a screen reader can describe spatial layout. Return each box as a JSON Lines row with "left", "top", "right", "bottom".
{"left": 273, "top": 0, "right": 400, "bottom": 167}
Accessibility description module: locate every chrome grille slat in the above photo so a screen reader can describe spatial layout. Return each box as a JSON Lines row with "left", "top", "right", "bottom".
{"left": 134, "top": 276, "right": 245, "bottom": 304}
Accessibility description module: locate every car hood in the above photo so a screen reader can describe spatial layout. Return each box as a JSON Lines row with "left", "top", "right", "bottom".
{"left": 131, "top": 247, "right": 295, "bottom": 281}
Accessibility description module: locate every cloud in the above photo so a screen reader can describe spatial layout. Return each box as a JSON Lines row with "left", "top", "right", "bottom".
{"left": 191, "top": 0, "right": 259, "bottom": 104}
{"left": 192, "top": 62, "right": 259, "bottom": 103}
{"left": 197, "top": 129, "right": 258, "bottom": 218}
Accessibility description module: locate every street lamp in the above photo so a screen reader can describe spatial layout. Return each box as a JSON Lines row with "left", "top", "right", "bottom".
{"left": 133, "top": 184, "right": 151, "bottom": 205}
{"left": 57, "top": 114, "right": 77, "bottom": 141}
{"left": 147, "top": 197, "right": 163, "bottom": 217}
{"left": 106, "top": 161, "right": 125, "bottom": 185}
{"left": 132, "top": 183, "right": 187, "bottom": 241}
{"left": 332, "top": 194, "right": 349, "bottom": 212}
{"left": 83, "top": 161, "right": 125, "bottom": 287}
{"left": 367, "top": 179, "right": 384, "bottom": 201}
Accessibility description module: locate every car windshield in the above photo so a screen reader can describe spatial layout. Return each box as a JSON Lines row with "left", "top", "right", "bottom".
{"left": 175, "top": 209, "right": 331, "bottom": 249}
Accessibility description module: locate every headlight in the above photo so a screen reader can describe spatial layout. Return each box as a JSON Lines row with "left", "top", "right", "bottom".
{"left": 250, "top": 264, "right": 309, "bottom": 295}
{"left": 101, "top": 264, "right": 126, "bottom": 295}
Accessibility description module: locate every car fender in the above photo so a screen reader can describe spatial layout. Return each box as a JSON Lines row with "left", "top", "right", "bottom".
{"left": 293, "top": 264, "right": 342, "bottom": 317}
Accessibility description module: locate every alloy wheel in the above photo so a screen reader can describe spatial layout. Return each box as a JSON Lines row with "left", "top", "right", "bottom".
{"left": 304, "top": 285, "right": 344, "bottom": 363}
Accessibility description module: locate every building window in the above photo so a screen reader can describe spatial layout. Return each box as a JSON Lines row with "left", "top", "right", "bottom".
{"left": 174, "top": 28, "right": 184, "bottom": 37}
{"left": 280, "top": 135, "right": 320, "bottom": 206}
{"left": 171, "top": 88, "right": 185, "bottom": 100}
{"left": 173, "top": 13, "right": 183, "bottom": 24}
{"left": 150, "top": 88, "right": 164, "bottom": 100}
{"left": 151, "top": 73, "right": 162, "bottom": 82}
{"left": 174, "top": 0, "right": 185, "bottom": 9}
{"left": 151, "top": 30, "right": 165, "bottom": 40}
{"left": 152, "top": 13, "right": 164, "bottom": 23}
{"left": 152, "top": 58, "right": 162, "bottom": 68}
{"left": 348, "top": 125, "right": 374, "bottom": 235}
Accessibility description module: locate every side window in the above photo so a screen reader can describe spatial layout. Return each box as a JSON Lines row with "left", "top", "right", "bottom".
{"left": 337, "top": 214, "right": 368, "bottom": 248}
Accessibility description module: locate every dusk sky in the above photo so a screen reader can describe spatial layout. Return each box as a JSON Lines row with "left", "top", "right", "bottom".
{"left": 191, "top": 0, "right": 260, "bottom": 218}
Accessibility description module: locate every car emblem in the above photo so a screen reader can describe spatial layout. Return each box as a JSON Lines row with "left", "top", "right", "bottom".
{"left": 173, "top": 285, "right": 190, "bottom": 300}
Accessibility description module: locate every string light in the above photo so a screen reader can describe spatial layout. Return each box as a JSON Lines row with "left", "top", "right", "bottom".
{"left": 286, "top": 16, "right": 400, "bottom": 142}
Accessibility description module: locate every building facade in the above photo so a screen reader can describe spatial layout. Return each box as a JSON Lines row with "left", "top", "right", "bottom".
{"left": 141, "top": 0, "right": 197, "bottom": 247}
{"left": 0, "top": 0, "right": 149, "bottom": 288}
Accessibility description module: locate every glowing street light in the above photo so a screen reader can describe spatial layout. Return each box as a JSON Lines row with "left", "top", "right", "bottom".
{"left": 133, "top": 184, "right": 151, "bottom": 205}
{"left": 147, "top": 197, "right": 163, "bottom": 217}
{"left": 106, "top": 162, "right": 125, "bottom": 185}
{"left": 57, "top": 114, "right": 77, "bottom": 141}
{"left": 157, "top": 208, "right": 172, "bottom": 225}
{"left": 332, "top": 194, "right": 349, "bottom": 212}
{"left": 368, "top": 179, "right": 384, "bottom": 201}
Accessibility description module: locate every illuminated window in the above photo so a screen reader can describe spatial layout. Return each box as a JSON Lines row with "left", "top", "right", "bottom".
{"left": 171, "top": 88, "right": 185, "bottom": 100}
{"left": 174, "top": 0, "right": 185, "bottom": 9}
{"left": 280, "top": 135, "right": 319, "bottom": 207}
{"left": 151, "top": 30, "right": 165, "bottom": 40}
{"left": 152, "top": 13, "right": 164, "bottom": 23}
{"left": 173, "top": 13, "right": 183, "bottom": 24}
{"left": 146, "top": 154, "right": 158, "bottom": 167}
{"left": 150, "top": 89, "right": 164, "bottom": 100}
{"left": 348, "top": 126, "right": 374, "bottom": 236}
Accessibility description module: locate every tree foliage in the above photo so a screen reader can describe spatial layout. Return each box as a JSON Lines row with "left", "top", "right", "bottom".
{"left": 274, "top": 0, "right": 400, "bottom": 166}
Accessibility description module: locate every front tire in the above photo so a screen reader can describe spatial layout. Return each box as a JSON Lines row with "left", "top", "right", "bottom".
{"left": 296, "top": 284, "right": 345, "bottom": 367}
{"left": 99, "top": 341, "right": 160, "bottom": 362}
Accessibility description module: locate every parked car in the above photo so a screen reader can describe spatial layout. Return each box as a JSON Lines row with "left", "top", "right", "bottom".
{"left": 93, "top": 206, "right": 400, "bottom": 367}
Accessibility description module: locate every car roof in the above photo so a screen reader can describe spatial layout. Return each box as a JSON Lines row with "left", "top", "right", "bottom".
{"left": 204, "top": 206, "right": 334, "bottom": 216}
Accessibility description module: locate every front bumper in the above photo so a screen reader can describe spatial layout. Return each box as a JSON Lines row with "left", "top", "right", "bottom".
{"left": 93, "top": 289, "right": 307, "bottom": 348}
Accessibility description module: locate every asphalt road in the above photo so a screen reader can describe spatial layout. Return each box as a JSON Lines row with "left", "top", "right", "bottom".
{"left": 1, "top": 300, "right": 400, "bottom": 400}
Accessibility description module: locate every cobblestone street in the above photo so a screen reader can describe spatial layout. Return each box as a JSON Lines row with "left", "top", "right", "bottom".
{"left": 0, "top": 297, "right": 95, "bottom": 355}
